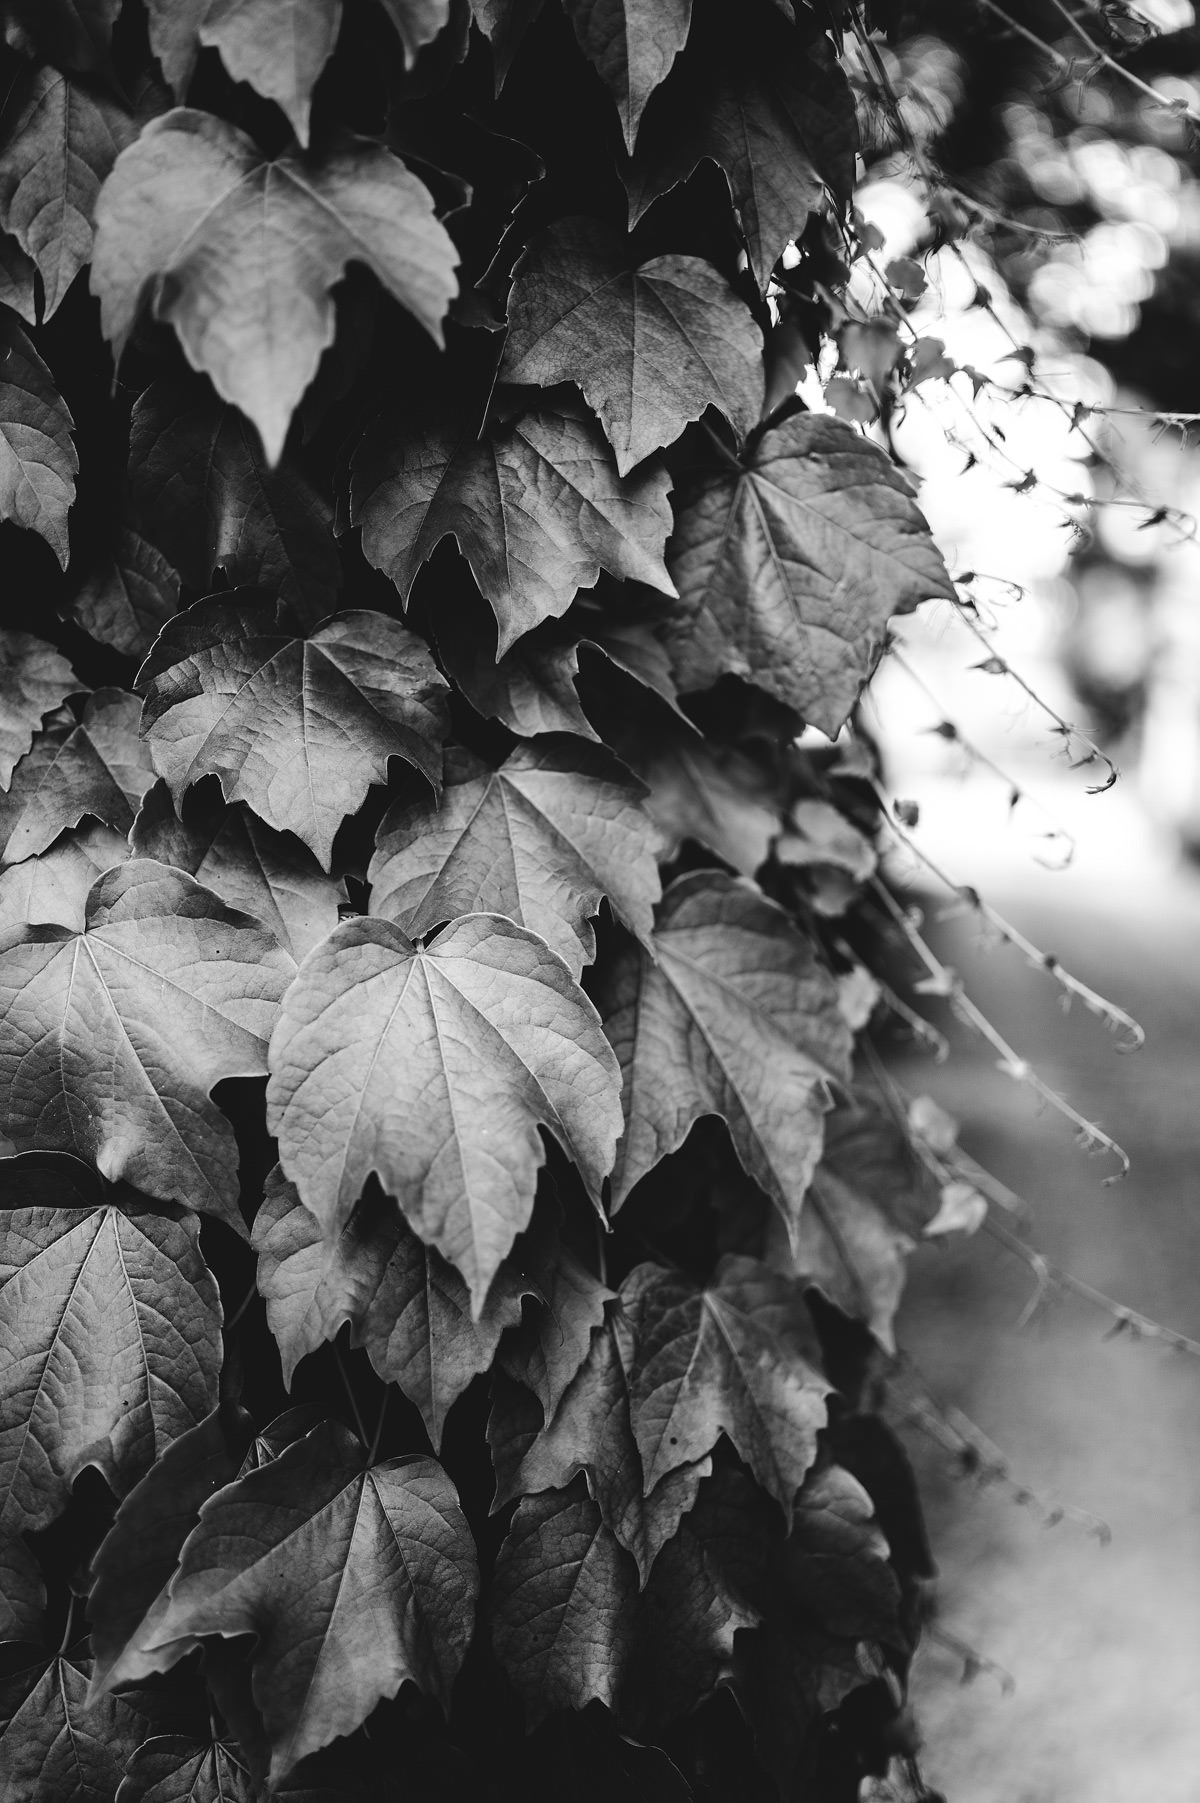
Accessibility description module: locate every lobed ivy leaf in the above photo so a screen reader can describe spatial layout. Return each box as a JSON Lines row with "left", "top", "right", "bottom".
{"left": 0, "top": 690, "right": 155, "bottom": 864}
{"left": 470, "top": 0, "right": 545, "bottom": 89}
{"left": 433, "top": 602, "right": 597, "bottom": 739}
{"left": 501, "top": 216, "right": 762, "bottom": 473}
{"left": 133, "top": 780, "right": 346, "bottom": 961}
{"left": 665, "top": 413, "right": 956, "bottom": 735}
{"left": 498, "top": 1215, "right": 615, "bottom": 1419}
{"left": 351, "top": 401, "right": 676, "bottom": 654}
{"left": 0, "top": 311, "right": 77, "bottom": 568}
{"left": 597, "top": 871, "right": 852, "bottom": 1240}
{"left": 0, "top": 0, "right": 124, "bottom": 74}
{"left": 138, "top": 597, "right": 450, "bottom": 869}
{"left": 0, "top": 820, "right": 129, "bottom": 935}
{"left": 0, "top": 632, "right": 77, "bottom": 790}
{"left": 0, "top": 63, "right": 135, "bottom": 318}
{"left": 141, "top": 1419, "right": 480, "bottom": 1784}
{"left": 0, "top": 1530, "right": 44, "bottom": 1643}
{"left": 116, "top": 1734, "right": 256, "bottom": 1803}
{"left": 625, "top": 1255, "right": 828, "bottom": 1513}
{"left": 609, "top": 708, "right": 783, "bottom": 875}
{"left": 0, "top": 1152, "right": 222, "bottom": 1538}
{"left": 197, "top": 0, "right": 344, "bottom": 147}
{"left": 369, "top": 737, "right": 661, "bottom": 978}
{"left": 0, "top": 231, "right": 37, "bottom": 322}
{"left": 0, "top": 1645, "right": 152, "bottom": 1803}
{"left": 562, "top": 0, "right": 692, "bottom": 152}
{"left": 0, "top": 861, "right": 294, "bottom": 1229}
{"left": 267, "top": 912, "right": 623, "bottom": 1309}
{"left": 129, "top": 381, "right": 340, "bottom": 627}
{"left": 93, "top": 110, "right": 459, "bottom": 463}
{"left": 67, "top": 530, "right": 181, "bottom": 660}
{"left": 491, "top": 1480, "right": 636, "bottom": 1722}
{"left": 254, "top": 1168, "right": 532, "bottom": 1444}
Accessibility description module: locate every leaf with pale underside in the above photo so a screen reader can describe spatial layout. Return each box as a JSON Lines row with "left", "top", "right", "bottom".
{"left": 502, "top": 216, "right": 760, "bottom": 474}
{"left": 197, "top": 0, "right": 343, "bottom": 147}
{"left": 267, "top": 912, "right": 623, "bottom": 1309}
{"left": 133, "top": 780, "right": 345, "bottom": 960}
{"left": 491, "top": 1480, "right": 636, "bottom": 1722}
{"left": 0, "top": 1152, "right": 222, "bottom": 1538}
{"left": 562, "top": 0, "right": 691, "bottom": 152}
{"left": 369, "top": 737, "right": 660, "bottom": 978}
{"left": 138, "top": 597, "right": 449, "bottom": 868}
{"left": 0, "top": 64, "right": 135, "bottom": 317}
{"left": 0, "top": 861, "right": 293, "bottom": 1230}
{"left": 0, "top": 820, "right": 129, "bottom": 935}
{"left": 597, "top": 871, "right": 851, "bottom": 1239}
{"left": 0, "top": 312, "right": 77, "bottom": 568}
{"left": 67, "top": 531, "right": 180, "bottom": 660}
{"left": 351, "top": 402, "right": 675, "bottom": 654}
{"left": 129, "top": 380, "right": 340, "bottom": 627}
{"left": 664, "top": 413, "right": 956, "bottom": 735}
{"left": 93, "top": 109, "right": 458, "bottom": 463}
{"left": 253, "top": 1168, "right": 532, "bottom": 1444}
{"left": 140, "top": 1419, "right": 479, "bottom": 1784}
{"left": 0, "top": 633, "right": 77, "bottom": 790}
{"left": 0, "top": 1647, "right": 152, "bottom": 1803}
{"left": 0, "top": 690, "right": 155, "bottom": 864}
{"left": 626, "top": 1256, "right": 827, "bottom": 1513}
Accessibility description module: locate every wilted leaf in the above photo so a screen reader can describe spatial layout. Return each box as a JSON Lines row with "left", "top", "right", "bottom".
{"left": 369, "top": 737, "right": 660, "bottom": 978}
{"left": 0, "top": 632, "right": 77, "bottom": 790}
{"left": 598, "top": 871, "right": 851, "bottom": 1237}
{"left": 352, "top": 402, "right": 675, "bottom": 654}
{"left": 132, "top": 780, "right": 345, "bottom": 960}
{"left": 93, "top": 109, "right": 458, "bottom": 462}
{"left": 129, "top": 380, "right": 340, "bottom": 626}
{"left": 0, "top": 1153, "right": 222, "bottom": 1536}
{"left": 253, "top": 1168, "right": 531, "bottom": 1443}
{"left": 198, "top": 0, "right": 344, "bottom": 147}
{"left": 491, "top": 1481, "right": 636, "bottom": 1721}
{"left": 563, "top": 0, "right": 691, "bottom": 151}
{"left": 502, "top": 216, "right": 761, "bottom": 472}
{"left": 142, "top": 1419, "right": 479, "bottom": 1783}
{"left": 626, "top": 1256, "right": 828, "bottom": 1511}
{"left": 0, "top": 1646, "right": 151, "bottom": 1803}
{"left": 0, "top": 820, "right": 129, "bottom": 935}
{"left": 67, "top": 530, "right": 181, "bottom": 659}
{"left": 0, "top": 64, "right": 135, "bottom": 317}
{"left": 665, "top": 413, "right": 956, "bottom": 734}
{"left": 138, "top": 597, "right": 449, "bottom": 867}
{"left": 0, "top": 311, "right": 77, "bottom": 568}
{"left": 0, "top": 690, "right": 154, "bottom": 863}
{"left": 116, "top": 1734, "right": 256, "bottom": 1803}
{"left": 268, "top": 912, "right": 622, "bottom": 1307}
{"left": 0, "top": 861, "right": 293, "bottom": 1228}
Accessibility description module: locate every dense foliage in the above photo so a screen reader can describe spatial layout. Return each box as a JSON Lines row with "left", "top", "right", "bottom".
{"left": 0, "top": 0, "right": 1123, "bottom": 1797}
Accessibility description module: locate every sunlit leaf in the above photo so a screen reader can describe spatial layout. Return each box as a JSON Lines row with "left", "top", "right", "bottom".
{"left": 0, "top": 633, "right": 77, "bottom": 790}
{"left": 0, "top": 689, "right": 154, "bottom": 864}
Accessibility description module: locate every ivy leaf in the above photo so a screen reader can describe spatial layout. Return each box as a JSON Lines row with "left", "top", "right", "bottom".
{"left": 377, "top": 0, "right": 452, "bottom": 63}
{"left": 141, "top": 1419, "right": 480, "bottom": 1784}
{"left": 197, "top": 0, "right": 344, "bottom": 148}
{"left": 0, "top": 231, "right": 37, "bottom": 322}
{"left": 0, "top": 821, "right": 129, "bottom": 935}
{"left": 253, "top": 1168, "right": 532, "bottom": 1444}
{"left": 432, "top": 601, "right": 596, "bottom": 740}
{"left": 625, "top": 21, "right": 856, "bottom": 289}
{"left": 129, "top": 381, "right": 340, "bottom": 627}
{"left": 0, "top": 862, "right": 294, "bottom": 1229}
{"left": 0, "top": 1152, "right": 222, "bottom": 1537}
{"left": 665, "top": 414, "right": 956, "bottom": 735}
{"left": 267, "top": 913, "right": 623, "bottom": 1308}
{"left": 598, "top": 871, "right": 851, "bottom": 1238}
{"left": 562, "top": 0, "right": 691, "bottom": 152}
{"left": 352, "top": 402, "right": 676, "bottom": 654}
{"left": 89, "top": 1401, "right": 256, "bottom": 1693}
{"left": 116, "top": 1735, "right": 256, "bottom": 1803}
{"left": 470, "top": 0, "right": 545, "bottom": 89}
{"left": 502, "top": 217, "right": 761, "bottom": 474}
{"left": 498, "top": 1219, "right": 614, "bottom": 1419}
{"left": 626, "top": 1256, "right": 828, "bottom": 1512}
{"left": 67, "top": 530, "right": 181, "bottom": 660}
{"left": 369, "top": 737, "right": 660, "bottom": 979}
{"left": 0, "top": 0, "right": 124, "bottom": 75}
{"left": 0, "top": 64, "right": 135, "bottom": 318}
{"left": 0, "top": 1646, "right": 152, "bottom": 1803}
{"left": 0, "top": 632, "right": 77, "bottom": 790}
{"left": 132, "top": 780, "right": 345, "bottom": 961}
{"left": 609, "top": 709, "right": 783, "bottom": 875}
{"left": 93, "top": 110, "right": 458, "bottom": 463}
{"left": 0, "top": 690, "right": 156, "bottom": 864}
{"left": 0, "top": 311, "right": 77, "bottom": 568}
{"left": 138, "top": 597, "right": 450, "bottom": 868}
{"left": 0, "top": 1532, "right": 44, "bottom": 1642}
{"left": 491, "top": 1480, "right": 636, "bottom": 1722}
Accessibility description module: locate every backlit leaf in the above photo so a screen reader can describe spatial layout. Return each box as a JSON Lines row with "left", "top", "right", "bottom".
{"left": 597, "top": 871, "right": 851, "bottom": 1236}
{"left": 502, "top": 216, "right": 760, "bottom": 474}
{"left": 93, "top": 110, "right": 458, "bottom": 462}
{"left": 0, "top": 690, "right": 154, "bottom": 864}
{"left": 352, "top": 402, "right": 676, "bottom": 654}
{"left": 0, "top": 1152, "right": 222, "bottom": 1536}
{"left": 665, "top": 413, "right": 956, "bottom": 734}
{"left": 198, "top": 0, "right": 344, "bottom": 147}
{"left": 0, "top": 311, "right": 77, "bottom": 568}
{"left": 0, "top": 820, "right": 128, "bottom": 935}
{"left": 138, "top": 597, "right": 450, "bottom": 868}
{"left": 563, "top": 0, "right": 691, "bottom": 152}
{"left": 67, "top": 530, "right": 181, "bottom": 660}
{"left": 369, "top": 737, "right": 660, "bottom": 978}
{"left": 0, "top": 632, "right": 77, "bottom": 790}
{"left": 267, "top": 912, "right": 623, "bottom": 1308}
{"left": 143, "top": 1419, "right": 479, "bottom": 1783}
{"left": 0, "top": 861, "right": 293, "bottom": 1229}
{"left": 0, "top": 1647, "right": 151, "bottom": 1803}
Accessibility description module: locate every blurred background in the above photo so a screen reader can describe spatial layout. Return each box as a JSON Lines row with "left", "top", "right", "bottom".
{"left": 825, "top": 3, "right": 1200, "bottom": 1796}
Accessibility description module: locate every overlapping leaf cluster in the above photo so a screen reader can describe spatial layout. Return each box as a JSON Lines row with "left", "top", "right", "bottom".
{"left": 0, "top": 2, "right": 954, "bottom": 1798}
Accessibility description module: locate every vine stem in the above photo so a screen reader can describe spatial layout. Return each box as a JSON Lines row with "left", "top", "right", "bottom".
{"left": 923, "top": 1623, "right": 1016, "bottom": 1696}
{"left": 332, "top": 1342, "right": 370, "bottom": 1449}
{"left": 224, "top": 1279, "right": 259, "bottom": 1332}
{"left": 58, "top": 1589, "right": 79, "bottom": 1657}
{"left": 367, "top": 1389, "right": 389, "bottom": 1466}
